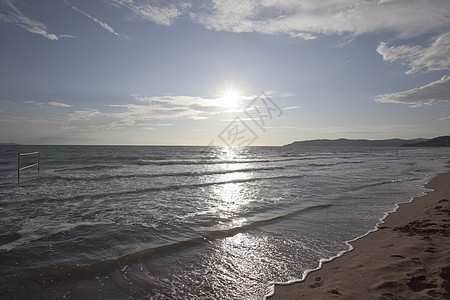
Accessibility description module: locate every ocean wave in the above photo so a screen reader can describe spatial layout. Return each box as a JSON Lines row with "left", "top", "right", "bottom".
{"left": 61, "top": 164, "right": 119, "bottom": 172}
{"left": 8, "top": 174, "right": 305, "bottom": 205}
{"left": 78, "top": 155, "right": 139, "bottom": 162}
{"left": 2, "top": 203, "right": 332, "bottom": 285}
{"left": 136, "top": 157, "right": 305, "bottom": 166}
{"left": 374, "top": 177, "right": 421, "bottom": 186}
{"left": 48, "top": 166, "right": 286, "bottom": 181}
{"left": 352, "top": 176, "right": 421, "bottom": 192}
{"left": 309, "top": 161, "right": 364, "bottom": 167}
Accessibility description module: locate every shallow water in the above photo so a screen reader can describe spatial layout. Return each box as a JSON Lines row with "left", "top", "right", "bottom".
{"left": 0, "top": 145, "right": 448, "bottom": 299}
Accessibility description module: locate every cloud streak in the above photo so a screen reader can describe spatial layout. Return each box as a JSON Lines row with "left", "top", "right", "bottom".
{"left": 23, "top": 100, "right": 44, "bottom": 106}
{"left": 65, "top": 0, "right": 119, "bottom": 36}
{"left": 135, "top": 95, "right": 219, "bottom": 107}
{"left": 189, "top": 0, "right": 450, "bottom": 39}
{"left": 3, "top": 93, "right": 277, "bottom": 133}
{"left": 105, "top": 95, "right": 224, "bottom": 127}
{"left": 48, "top": 101, "right": 72, "bottom": 107}
{"left": 23, "top": 100, "right": 72, "bottom": 107}
{"left": 109, "top": 103, "right": 206, "bottom": 123}
{"left": 0, "top": 0, "right": 59, "bottom": 40}
{"left": 106, "top": 0, "right": 450, "bottom": 39}
{"left": 67, "top": 110, "right": 100, "bottom": 122}
{"left": 111, "top": 0, "right": 181, "bottom": 26}
{"left": 377, "top": 32, "right": 450, "bottom": 74}
{"left": 3, "top": 0, "right": 448, "bottom": 42}
{"left": 376, "top": 75, "right": 450, "bottom": 107}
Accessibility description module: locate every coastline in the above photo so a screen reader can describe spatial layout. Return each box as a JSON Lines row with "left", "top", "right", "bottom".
{"left": 268, "top": 164, "right": 450, "bottom": 299}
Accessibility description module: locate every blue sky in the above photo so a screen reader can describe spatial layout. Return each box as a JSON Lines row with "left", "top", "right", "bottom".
{"left": 0, "top": 0, "right": 449, "bottom": 145}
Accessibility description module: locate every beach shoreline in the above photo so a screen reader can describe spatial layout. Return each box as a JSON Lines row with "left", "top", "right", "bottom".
{"left": 268, "top": 164, "right": 450, "bottom": 299}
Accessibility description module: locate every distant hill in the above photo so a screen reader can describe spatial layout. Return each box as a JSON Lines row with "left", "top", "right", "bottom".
{"left": 284, "top": 138, "right": 428, "bottom": 147}
{"left": 400, "top": 136, "right": 450, "bottom": 147}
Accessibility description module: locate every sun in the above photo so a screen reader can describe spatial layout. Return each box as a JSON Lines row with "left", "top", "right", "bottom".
{"left": 220, "top": 89, "right": 242, "bottom": 110}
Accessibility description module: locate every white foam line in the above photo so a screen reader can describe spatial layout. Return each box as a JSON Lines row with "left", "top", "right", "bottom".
{"left": 263, "top": 184, "right": 433, "bottom": 300}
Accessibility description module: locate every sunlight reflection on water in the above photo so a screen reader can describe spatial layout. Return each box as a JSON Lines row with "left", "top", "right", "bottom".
{"left": 212, "top": 146, "right": 254, "bottom": 222}
{"left": 206, "top": 147, "right": 276, "bottom": 298}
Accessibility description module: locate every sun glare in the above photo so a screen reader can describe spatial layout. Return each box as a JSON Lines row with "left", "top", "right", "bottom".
{"left": 220, "top": 89, "right": 241, "bottom": 109}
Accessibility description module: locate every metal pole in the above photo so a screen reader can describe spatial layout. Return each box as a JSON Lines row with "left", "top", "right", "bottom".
{"left": 17, "top": 153, "right": 20, "bottom": 183}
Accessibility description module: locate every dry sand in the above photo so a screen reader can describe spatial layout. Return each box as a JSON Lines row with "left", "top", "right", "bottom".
{"left": 269, "top": 165, "right": 450, "bottom": 300}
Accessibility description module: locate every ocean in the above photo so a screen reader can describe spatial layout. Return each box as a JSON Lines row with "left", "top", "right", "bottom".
{"left": 0, "top": 145, "right": 448, "bottom": 299}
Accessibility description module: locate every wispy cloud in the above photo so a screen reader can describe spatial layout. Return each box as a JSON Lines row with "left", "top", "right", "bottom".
{"left": 283, "top": 106, "right": 300, "bottom": 111}
{"left": 376, "top": 75, "right": 450, "bottom": 107}
{"left": 135, "top": 95, "right": 219, "bottom": 107}
{"left": 0, "top": 0, "right": 59, "bottom": 40}
{"left": 59, "top": 34, "right": 76, "bottom": 39}
{"left": 377, "top": 32, "right": 450, "bottom": 74}
{"left": 138, "top": 123, "right": 173, "bottom": 127}
{"left": 127, "top": 95, "right": 222, "bottom": 123}
{"left": 291, "top": 32, "right": 316, "bottom": 40}
{"left": 96, "top": 93, "right": 273, "bottom": 129}
{"left": 48, "top": 101, "right": 72, "bottom": 107}
{"left": 1, "top": 115, "right": 55, "bottom": 124}
{"left": 23, "top": 100, "right": 44, "bottom": 106}
{"left": 67, "top": 110, "right": 100, "bottom": 122}
{"left": 189, "top": 0, "right": 450, "bottom": 39}
{"left": 5, "top": 92, "right": 282, "bottom": 133}
{"left": 111, "top": 0, "right": 181, "bottom": 26}
{"left": 23, "top": 100, "right": 72, "bottom": 107}
{"left": 4, "top": 0, "right": 448, "bottom": 42}
{"left": 97, "top": 104, "right": 194, "bottom": 129}
{"left": 438, "top": 116, "right": 450, "bottom": 121}
{"left": 65, "top": 0, "right": 119, "bottom": 36}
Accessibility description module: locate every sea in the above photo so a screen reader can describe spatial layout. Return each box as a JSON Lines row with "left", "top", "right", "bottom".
{"left": 0, "top": 145, "right": 448, "bottom": 299}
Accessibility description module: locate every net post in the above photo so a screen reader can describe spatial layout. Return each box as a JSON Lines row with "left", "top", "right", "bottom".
{"left": 17, "top": 153, "right": 20, "bottom": 183}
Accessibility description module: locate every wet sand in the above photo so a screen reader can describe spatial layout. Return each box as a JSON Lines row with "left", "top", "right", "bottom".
{"left": 269, "top": 165, "right": 450, "bottom": 299}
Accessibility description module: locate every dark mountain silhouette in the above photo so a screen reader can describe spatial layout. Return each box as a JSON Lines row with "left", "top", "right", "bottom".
{"left": 284, "top": 138, "right": 431, "bottom": 147}
{"left": 400, "top": 136, "right": 450, "bottom": 147}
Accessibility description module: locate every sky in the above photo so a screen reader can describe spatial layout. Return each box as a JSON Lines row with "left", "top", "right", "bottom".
{"left": 0, "top": 0, "right": 449, "bottom": 146}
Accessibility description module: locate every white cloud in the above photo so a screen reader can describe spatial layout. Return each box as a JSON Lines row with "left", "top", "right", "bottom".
{"left": 4, "top": 0, "right": 447, "bottom": 42}
{"left": 138, "top": 123, "right": 173, "bottom": 127}
{"left": 189, "top": 0, "right": 450, "bottom": 39}
{"left": 376, "top": 75, "right": 450, "bottom": 107}
{"left": 111, "top": 0, "right": 181, "bottom": 26}
{"left": 439, "top": 116, "right": 450, "bottom": 121}
{"left": 23, "top": 100, "right": 72, "bottom": 107}
{"left": 135, "top": 95, "right": 220, "bottom": 107}
{"left": 48, "top": 101, "right": 72, "bottom": 107}
{"left": 23, "top": 100, "right": 44, "bottom": 106}
{"left": 0, "top": 100, "right": 14, "bottom": 104}
{"left": 0, "top": 0, "right": 59, "bottom": 40}
{"left": 0, "top": 115, "right": 55, "bottom": 124}
{"left": 7, "top": 93, "right": 278, "bottom": 133}
{"left": 65, "top": 1, "right": 119, "bottom": 36}
{"left": 8, "top": 91, "right": 298, "bottom": 132}
{"left": 104, "top": 117, "right": 135, "bottom": 129}
{"left": 290, "top": 32, "right": 316, "bottom": 40}
{"left": 67, "top": 110, "right": 100, "bottom": 121}
{"left": 109, "top": 103, "right": 208, "bottom": 122}
{"left": 283, "top": 106, "right": 300, "bottom": 110}
{"left": 59, "top": 34, "right": 76, "bottom": 38}
{"left": 377, "top": 32, "right": 450, "bottom": 74}
{"left": 102, "top": 92, "right": 274, "bottom": 128}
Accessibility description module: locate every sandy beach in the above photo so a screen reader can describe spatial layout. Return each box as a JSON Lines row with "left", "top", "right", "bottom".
{"left": 270, "top": 164, "right": 450, "bottom": 300}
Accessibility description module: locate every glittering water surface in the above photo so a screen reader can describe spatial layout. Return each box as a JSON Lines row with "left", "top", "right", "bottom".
{"left": 0, "top": 145, "right": 448, "bottom": 299}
